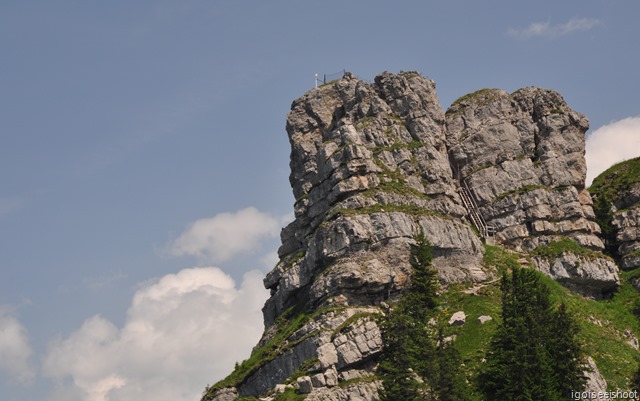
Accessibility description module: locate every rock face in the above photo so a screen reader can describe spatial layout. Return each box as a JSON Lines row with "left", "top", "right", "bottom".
{"left": 446, "top": 88, "right": 603, "bottom": 252}
{"left": 532, "top": 254, "right": 619, "bottom": 296}
{"left": 203, "top": 72, "right": 622, "bottom": 401}
{"left": 264, "top": 71, "right": 486, "bottom": 329}
{"left": 590, "top": 157, "right": 640, "bottom": 270}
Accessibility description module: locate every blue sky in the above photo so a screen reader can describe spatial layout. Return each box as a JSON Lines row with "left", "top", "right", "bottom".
{"left": 1, "top": 1, "right": 639, "bottom": 400}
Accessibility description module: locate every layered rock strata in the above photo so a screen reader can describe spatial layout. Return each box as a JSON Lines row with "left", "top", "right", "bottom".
{"left": 205, "top": 72, "right": 620, "bottom": 401}
{"left": 446, "top": 88, "right": 602, "bottom": 251}
{"left": 446, "top": 88, "right": 618, "bottom": 295}
{"left": 265, "top": 71, "right": 486, "bottom": 328}
{"left": 590, "top": 157, "right": 640, "bottom": 270}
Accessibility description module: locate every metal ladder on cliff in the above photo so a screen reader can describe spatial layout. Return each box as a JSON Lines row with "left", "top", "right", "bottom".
{"left": 458, "top": 180, "right": 495, "bottom": 242}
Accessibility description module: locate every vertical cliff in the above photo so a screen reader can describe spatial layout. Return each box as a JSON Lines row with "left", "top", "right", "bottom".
{"left": 202, "top": 72, "right": 625, "bottom": 401}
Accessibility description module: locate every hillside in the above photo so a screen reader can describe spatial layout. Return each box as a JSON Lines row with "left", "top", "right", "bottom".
{"left": 201, "top": 72, "right": 639, "bottom": 401}
{"left": 590, "top": 156, "right": 640, "bottom": 270}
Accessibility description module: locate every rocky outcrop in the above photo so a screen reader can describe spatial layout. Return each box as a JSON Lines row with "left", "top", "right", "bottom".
{"left": 614, "top": 206, "right": 640, "bottom": 269}
{"left": 204, "top": 72, "right": 623, "bottom": 401}
{"left": 264, "top": 71, "right": 486, "bottom": 329}
{"left": 584, "top": 357, "right": 608, "bottom": 397}
{"left": 532, "top": 254, "right": 619, "bottom": 296}
{"left": 446, "top": 88, "right": 603, "bottom": 251}
{"left": 445, "top": 87, "right": 618, "bottom": 296}
{"left": 590, "top": 157, "right": 640, "bottom": 270}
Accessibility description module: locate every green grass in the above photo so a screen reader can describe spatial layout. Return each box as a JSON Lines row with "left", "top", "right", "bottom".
{"left": 327, "top": 204, "right": 438, "bottom": 221}
{"left": 590, "top": 157, "right": 640, "bottom": 204}
{"left": 625, "top": 249, "right": 640, "bottom": 260}
{"left": 541, "top": 274, "right": 640, "bottom": 390}
{"left": 273, "top": 388, "right": 306, "bottom": 401}
{"left": 437, "top": 262, "right": 640, "bottom": 396}
{"left": 372, "top": 139, "right": 423, "bottom": 155}
{"left": 448, "top": 88, "right": 501, "bottom": 110}
{"left": 482, "top": 244, "right": 519, "bottom": 275}
{"left": 355, "top": 116, "right": 376, "bottom": 129}
{"left": 439, "top": 284, "right": 501, "bottom": 387}
{"left": 494, "top": 184, "right": 546, "bottom": 201}
{"left": 532, "top": 238, "right": 609, "bottom": 260}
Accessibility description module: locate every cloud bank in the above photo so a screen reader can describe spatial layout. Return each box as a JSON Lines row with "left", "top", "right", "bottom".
{"left": 0, "top": 307, "right": 34, "bottom": 384}
{"left": 508, "top": 17, "right": 601, "bottom": 38}
{"left": 170, "top": 207, "right": 285, "bottom": 263}
{"left": 43, "top": 267, "right": 268, "bottom": 401}
{"left": 585, "top": 116, "right": 640, "bottom": 186}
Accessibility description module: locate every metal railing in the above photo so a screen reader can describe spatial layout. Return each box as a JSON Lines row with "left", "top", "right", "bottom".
{"left": 315, "top": 69, "right": 346, "bottom": 88}
{"left": 459, "top": 179, "right": 495, "bottom": 239}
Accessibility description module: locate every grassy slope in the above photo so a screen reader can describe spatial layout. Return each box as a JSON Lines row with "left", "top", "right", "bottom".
{"left": 439, "top": 246, "right": 640, "bottom": 400}
{"left": 590, "top": 156, "right": 640, "bottom": 203}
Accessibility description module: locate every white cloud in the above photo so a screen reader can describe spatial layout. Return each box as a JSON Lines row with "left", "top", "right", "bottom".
{"left": 169, "top": 207, "right": 285, "bottom": 263}
{"left": 585, "top": 116, "right": 640, "bottom": 186}
{"left": 508, "top": 17, "right": 601, "bottom": 38}
{"left": 260, "top": 250, "right": 280, "bottom": 270}
{"left": 43, "top": 267, "right": 268, "bottom": 401}
{"left": 0, "top": 307, "right": 34, "bottom": 384}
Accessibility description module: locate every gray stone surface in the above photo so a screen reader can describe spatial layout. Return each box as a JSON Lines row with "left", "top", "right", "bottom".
{"left": 446, "top": 88, "right": 602, "bottom": 252}
{"left": 448, "top": 311, "right": 466, "bottom": 326}
{"left": 614, "top": 204, "right": 640, "bottom": 270}
{"left": 208, "top": 71, "right": 625, "bottom": 401}
{"left": 208, "top": 387, "right": 237, "bottom": 401}
{"left": 532, "top": 254, "right": 619, "bottom": 297}
{"left": 584, "top": 357, "right": 607, "bottom": 398}
{"left": 297, "top": 376, "right": 313, "bottom": 394}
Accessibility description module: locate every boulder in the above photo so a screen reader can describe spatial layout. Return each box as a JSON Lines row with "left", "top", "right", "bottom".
{"left": 296, "top": 376, "right": 313, "bottom": 394}
{"left": 448, "top": 311, "right": 466, "bottom": 326}
{"left": 478, "top": 315, "right": 492, "bottom": 324}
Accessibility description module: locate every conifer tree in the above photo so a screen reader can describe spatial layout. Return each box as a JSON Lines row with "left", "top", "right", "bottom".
{"left": 379, "top": 232, "right": 470, "bottom": 401}
{"left": 631, "top": 365, "right": 640, "bottom": 391}
{"left": 548, "top": 303, "right": 587, "bottom": 397}
{"left": 479, "top": 266, "right": 586, "bottom": 401}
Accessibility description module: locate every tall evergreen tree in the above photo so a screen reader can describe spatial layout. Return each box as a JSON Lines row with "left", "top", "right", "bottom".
{"left": 631, "top": 365, "right": 640, "bottom": 391}
{"left": 548, "top": 303, "right": 587, "bottom": 397}
{"left": 379, "top": 232, "right": 470, "bottom": 401}
{"left": 479, "top": 267, "right": 586, "bottom": 401}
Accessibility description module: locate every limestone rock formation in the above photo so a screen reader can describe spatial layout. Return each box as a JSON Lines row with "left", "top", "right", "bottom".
{"left": 446, "top": 88, "right": 602, "bottom": 251}
{"left": 265, "top": 71, "right": 486, "bottom": 329}
{"left": 590, "top": 157, "right": 640, "bottom": 270}
{"left": 202, "top": 71, "right": 623, "bottom": 401}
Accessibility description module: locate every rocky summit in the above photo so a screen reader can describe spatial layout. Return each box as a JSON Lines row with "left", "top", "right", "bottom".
{"left": 202, "top": 72, "right": 636, "bottom": 401}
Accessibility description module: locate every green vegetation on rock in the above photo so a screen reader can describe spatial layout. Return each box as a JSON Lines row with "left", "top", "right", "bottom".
{"left": 590, "top": 156, "right": 640, "bottom": 256}
{"left": 590, "top": 157, "right": 640, "bottom": 204}
{"left": 448, "top": 88, "right": 501, "bottom": 111}
{"left": 202, "top": 306, "right": 342, "bottom": 400}
{"left": 532, "top": 238, "right": 609, "bottom": 260}
{"left": 494, "top": 184, "right": 546, "bottom": 201}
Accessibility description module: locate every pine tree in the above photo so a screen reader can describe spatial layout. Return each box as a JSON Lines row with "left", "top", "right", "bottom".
{"left": 379, "top": 232, "right": 470, "bottom": 401}
{"left": 435, "top": 330, "right": 472, "bottom": 401}
{"left": 548, "top": 303, "right": 587, "bottom": 397}
{"left": 479, "top": 267, "right": 586, "bottom": 401}
{"left": 631, "top": 365, "right": 640, "bottom": 391}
